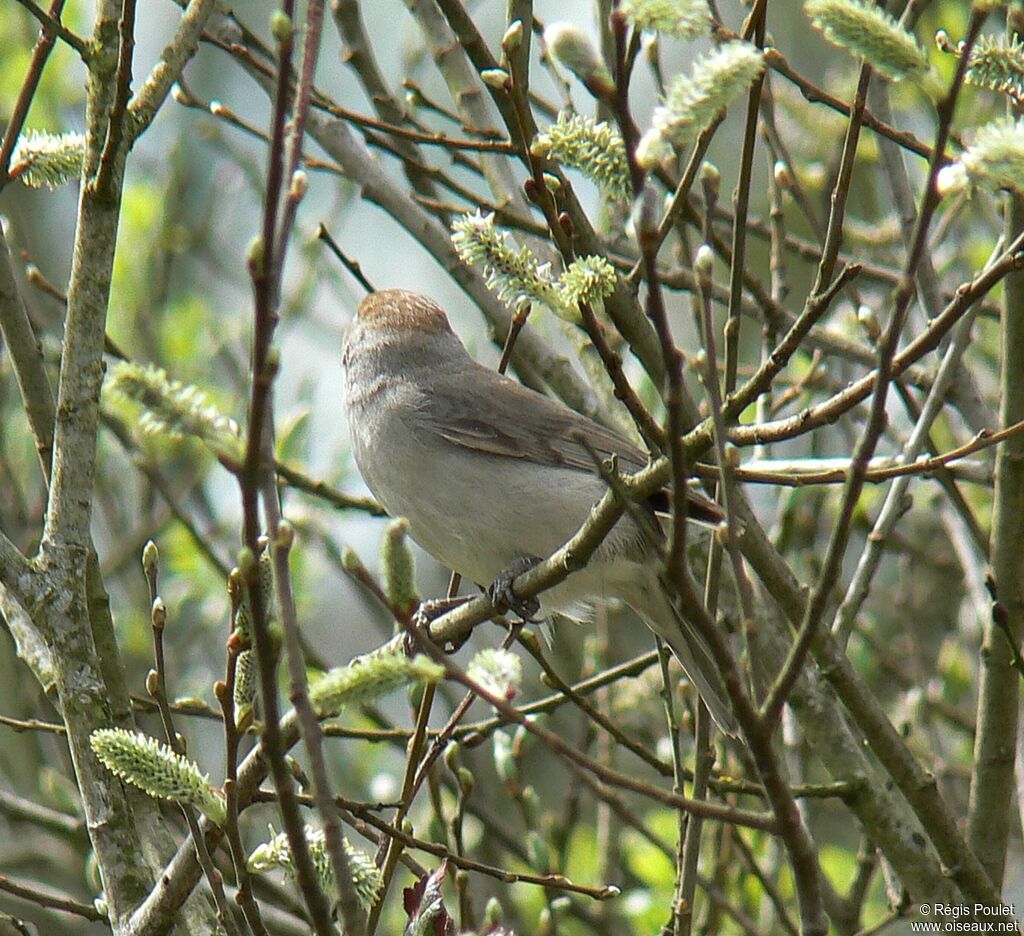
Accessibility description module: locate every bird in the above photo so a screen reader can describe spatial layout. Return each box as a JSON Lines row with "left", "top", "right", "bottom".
{"left": 342, "top": 288, "right": 735, "bottom": 733}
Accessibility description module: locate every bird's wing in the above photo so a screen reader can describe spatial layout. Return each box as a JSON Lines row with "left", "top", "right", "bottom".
{"left": 413, "top": 367, "right": 723, "bottom": 525}
{"left": 414, "top": 367, "right": 650, "bottom": 473}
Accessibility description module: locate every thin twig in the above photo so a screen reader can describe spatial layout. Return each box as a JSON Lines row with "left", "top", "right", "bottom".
{"left": 0, "top": 874, "right": 105, "bottom": 922}
{"left": 9, "top": 0, "right": 89, "bottom": 57}
{"left": 404, "top": 624, "right": 778, "bottom": 832}
{"left": 217, "top": 578, "right": 271, "bottom": 936}
{"left": 0, "top": 0, "right": 72, "bottom": 187}
{"left": 723, "top": 0, "right": 767, "bottom": 396}
{"left": 240, "top": 0, "right": 339, "bottom": 930}
{"left": 317, "top": 223, "right": 376, "bottom": 295}
{"left": 144, "top": 556, "right": 245, "bottom": 936}
{"left": 761, "top": 9, "right": 985, "bottom": 730}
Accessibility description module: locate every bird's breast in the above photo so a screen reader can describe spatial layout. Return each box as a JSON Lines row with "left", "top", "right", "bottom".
{"left": 344, "top": 372, "right": 650, "bottom": 593}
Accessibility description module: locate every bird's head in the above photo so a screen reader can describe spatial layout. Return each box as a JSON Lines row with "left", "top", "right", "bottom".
{"left": 343, "top": 288, "right": 467, "bottom": 375}
{"left": 355, "top": 289, "right": 454, "bottom": 335}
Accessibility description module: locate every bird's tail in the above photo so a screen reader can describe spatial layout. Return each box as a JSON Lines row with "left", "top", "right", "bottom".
{"left": 657, "top": 614, "right": 738, "bottom": 737}
{"left": 621, "top": 576, "right": 738, "bottom": 736}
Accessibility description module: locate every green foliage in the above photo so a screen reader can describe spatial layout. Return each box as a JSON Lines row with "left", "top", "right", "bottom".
{"left": 619, "top": 821, "right": 676, "bottom": 930}
{"left": 965, "top": 34, "right": 1024, "bottom": 103}
{"left": 109, "top": 180, "right": 163, "bottom": 327}
{"left": 619, "top": 0, "right": 711, "bottom": 40}
{"left": 938, "top": 118, "right": 1024, "bottom": 196}
{"left": 804, "top": 0, "right": 932, "bottom": 83}
{"left": 0, "top": 6, "right": 84, "bottom": 126}
{"left": 157, "top": 522, "right": 224, "bottom": 607}
{"left": 532, "top": 112, "right": 631, "bottom": 203}
{"left": 107, "top": 361, "right": 243, "bottom": 458}
{"left": 452, "top": 212, "right": 569, "bottom": 318}
{"left": 560, "top": 256, "right": 618, "bottom": 308}
{"left": 309, "top": 647, "right": 444, "bottom": 717}
{"left": 452, "top": 212, "right": 619, "bottom": 322}
{"left": 248, "top": 824, "right": 382, "bottom": 907}
{"left": 159, "top": 294, "right": 217, "bottom": 365}
{"left": 466, "top": 647, "right": 523, "bottom": 700}
{"left": 381, "top": 518, "right": 418, "bottom": 616}
{"left": 9, "top": 130, "right": 85, "bottom": 188}
{"left": 624, "top": 813, "right": 676, "bottom": 888}
{"left": 276, "top": 408, "right": 311, "bottom": 463}
{"left": 233, "top": 649, "right": 257, "bottom": 725}
{"left": 636, "top": 42, "right": 765, "bottom": 167}
{"left": 90, "top": 728, "right": 227, "bottom": 825}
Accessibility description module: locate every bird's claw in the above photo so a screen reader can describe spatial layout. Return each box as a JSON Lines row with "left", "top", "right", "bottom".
{"left": 487, "top": 556, "right": 543, "bottom": 622}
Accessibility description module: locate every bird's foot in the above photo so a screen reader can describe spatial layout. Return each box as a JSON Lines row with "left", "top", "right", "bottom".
{"left": 409, "top": 596, "right": 473, "bottom": 652}
{"left": 487, "top": 556, "right": 543, "bottom": 622}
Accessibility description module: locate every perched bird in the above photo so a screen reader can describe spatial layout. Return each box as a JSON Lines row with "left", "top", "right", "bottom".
{"left": 343, "top": 288, "right": 734, "bottom": 733}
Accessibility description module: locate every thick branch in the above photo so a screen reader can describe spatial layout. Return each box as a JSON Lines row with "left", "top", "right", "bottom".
{"left": 967, "top": 194, "right": 1024, "bottom": 887}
